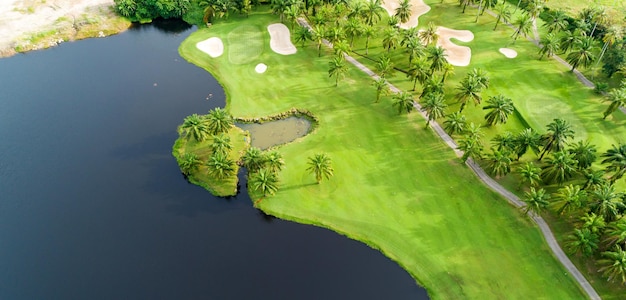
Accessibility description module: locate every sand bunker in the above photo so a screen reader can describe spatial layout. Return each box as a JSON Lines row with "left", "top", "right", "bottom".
{"left": 267, "top": 23, "right": 297, "bottom": 55}
{"left": 499, "top": 48, "right": 517, "bottom": 58}
{"left": 196, "top": 37, "right": 224, "bottom": 58}
{"left": 381, "top": 0, "right": 431, "bottom": 29}
{"left": 255, "top": 63, "right": 267, "bottom": 73}
{"left": 436, "top": 26, "right": 474, "bottom": 67}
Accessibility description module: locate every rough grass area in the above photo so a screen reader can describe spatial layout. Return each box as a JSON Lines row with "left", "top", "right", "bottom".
{"left": 178, "top": 7, "right": 588, "bottom": 299}
{"left": 542, "top": 0, "right": 626, "bottom": 25}
{"left": 172, "top": 126, "right": 249, "bottom": 197}
{"left": 227, "top": 24, "right": 265, "bottom": 64}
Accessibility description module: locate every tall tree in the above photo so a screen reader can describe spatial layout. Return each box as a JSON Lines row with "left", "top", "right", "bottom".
{"left": 560, "top": 29, "right": 583, "bottom": 54}
{"left": 581, "top": 212, "right": 607, "bottom": 234}
{"left": 210, "top": 133, "right": 232, "bottom": 156}
{"left": 372, "top": 77, "right": 389, "bottom": 103}
{"left": 589, "top": 183, "right": 625, "bottom": 222}
{"left": 178, "top": 153, "right": 201, "bottom": 176}
{"left": 181, "top": 114, "right": 210, "bottom": 142}
{"left": 457, "top": 133, "right": 484, "bottom": 163}
{"left": 483, "top": 94, "right": 514, "bottom": 126}
{"left": 567, "top": 228, "right": 599, "bottom": 257}
{"left": 406, "top": 58, "right": 430, "bottom": 91}
{"left": 364, "top": 0, "right": 384, "bottom": 26}
{"left": 344, "top": 18, "right": 363, "bottom": 47}
{"left": 393, "top": 92, "right": 415, "bottom": 115}
{"left": 404, "top": 36, "right": 425, "bottom": 65}
{"left": 206, "top": 153, "right": 236, "bottom": 180}
{"left": 552, "top": 184, "right": 586, "bottom": 215}
{"left": 492, "top": 131, "right": 515, "bottom": 152}
{"left": 362, "top": 24, "right": 376, "bottom": 55}
{"left": 313, "top": 25, "right": 327, "bottom": 57}
{"left": 523, "top": 187, "right": 549, "bottom": 215}
{"left": 394, "top": 0, "right": 412, "bottom": 24}
{"left": 376, "top": 55, "right": 396, "bottom": 78}
{"left": 206, "top": 107, "right": 234, "bottom": 135}
{"left": 265, "top": 150, "right": 285, "bottom": 173}
{"left": 538, "top": 33, "right": 560, "bottom": 59}
{"left": 421, "top": 93, "right": 447, "bottom": 128}
{"left": 602, "top": 87, "right": 626, "bottom": 119}
{"left": 517, "top": 162, "right": 541, "bottom": 189}
{"left": 426, "top": 46, "right": 448, "bottom": 75}
{"left": 541, "top": 150, "right": 579, "bottom": 185}
{"left": 294, "top": 25, "right": 313, "bottom": 47}
{"left": 601, "top": 143, "right": 626, "bottom": 183}
{"left": 486, "top": 148, "right": 512, "bottom": 178}
{"left": 568, "top": 140, "right": 597, "bottom": 170}
{"left": 604, "top": 218, "right": 626, "bottom": 248}
{"left": 539, "top": 118, "right": 575, "bottom": 160}
{"left": 583, "top": 169, "right": 607, "bottom": 191}
{"left": 543, "top": 9, "right": 569, "bottom": 34}
{"left": 598, "top": 246, "right": 626, "bottom": 285}
{"left": 328, "top": 55, "right": 348, "bottom": 86}
{"left": 307, "top": 153, "right": 334, "bottom": 184}
{"left": 249, "top": 168, "right": 279, "bottom": 196}
{"left": 493, "top": 1, "right": 511, "bottom": 31}
{"left": 513, "top": 128, "right": 542, "bottom": 160}
{"left": 419, "top": 22, "right": 439, "bottom": 46}
{"left": 443, "top": 112, "right": 467, "bottom": 135}
{"left": 567, "top": 36, "right": 598, "bottom": 71}
{"left": 382, "top": 27, "right": 400, "bottom": 53}
{"left": 242, "top": 147, "right": 266, "bottom": 173}
{"left": 511, "top": 13, "right": 532, "bottom": 43}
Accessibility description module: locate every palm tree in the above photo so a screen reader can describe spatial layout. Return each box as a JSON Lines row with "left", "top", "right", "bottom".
{"left": 493, "top": 1, "right": 511, "bottom": 31}
{"left": 581, "top": 212, "right": 607, "bottom": 234}
{"left": 313, "top": 25, "right": 327, "bottom": 57}
{"left": 362, "top": 24, "right": 376, "bottom": 55}
{"left": 372, "top": 77, "right": 389, "bottom": 103}
{"left": 420, "top": 75, "right": 444, "bottom": 98}
{"left": 539, "top": 118, "right": 575, "bottom": 160}
{"left": 265, "top": 150, "right": 285, "bottom": 173}
{"left": 597, "top": 25, "right": 623, "bottom": 67}
{"left": 326, "top": 27, "right": 344, "bottom": 44}
{"left": 178, "top": 153, "right": 202, "bottom": 176}
{"left": 590, "top": 183, "right": 625, "bottom": 222}
{"left": 419, "top": 22, "right": 439, "bottom": 46}
{"left": 511, "top": 13, "right": 532, "bottom": 43}
{"left": 421, "top": 93, "right": 447, "bottom": 128}
{"left": 344, "top": 18, "right": 363, "bottom": 47}
{"left": 513, "top": 128, "right": 541, "bottom": 160}
{"left": 328, "top": 55, "right": 348, "bottom": 86}
{"left": 242, "top": 147, "right": 266, "bottom": 173}
{"left": 206, "top": 107, "right": 234, "bottom": 135}
{"left": 271, "top": 0, "right": 291, "bottom": 22}
{"left": 394, "top": 0, "right": 412, "bottom": 24}
{"left": 249, "top": 168, "right": 279, "bottom": 196}
{"left": 393, "top": 92, "right": 415, "bottom": 115}
{"left": 284, "top": 4, "right": 301, "bottom": 30}
{"left": 294, "top": 25, "right": 313, "bottom": 47}
{"left": 552, "top": 184, "right": 586, "bottom": 215}
{"left": 483, "top": 95, "right": 514, "bottom": 126}
{"left": 567, "top": 228, "right": 599, "bottom": 257}
{"left": 460, "top": 0, "right": 473, "bottom": 13}
{"left": 486, "top": 148, "right": 512, "bottom": 178}
{"left": 456, "top": 76, "right": 482, "bottom": 112}
{"left": 517, "top": 162, "right": 541, "bottom": 189}
{"left": 465, "top": 122, "right": 484, "bottom": 142}
{"left": 469, "top": 68, "right": 489, "bottom": 90}
{"left": 457, "top": 134, "right": 484, "bottom": 163}
{"left": 568, "top": 140, "right": 597, "bottom": 170}
{"left": 598, "top": 246, "right": 626, "bottom": 284}
{"left": 538, "top": 33, "right": 560, "bottom": 59}
{"left": 602, "top": 87, "right": 626, "bottom": 120}
{"left": 541, "top": 150, "right": 579, "bottom": 185}
{"left": 523, "top": 187, "right": 549, "bottom": 215}
{"left": 440, "top": 63, "right": 455, "bottom": 84}
{"left": 543, "top": 9, "right": 569, "bottom": 34}
{"left": 492, "top": 131, "right": 515, "bottom": 152}
{"left": 567, "top": 36, "right": 598, "bottom": 71}
{"left": 407, "top": 58, "right": 430, "bottom": 91}
{"left": 364, "top": 0, "right": 384, "bottom": 26}
{"left": 376, "top": 55, "right": 395, "bottom": 78}
{"left": 210, "top": 133, "right": 232, "bottom": 156}
{"left": 526, "top": 0, "right": 543, "bottom": 21}
{"left": 604, "top": 218, "right": 626, "bottom": 248}
{"left": 181, "top": 114, "right": 210, "bottom": 142}
{"left": 443, "top": 112, "right": 467, "bottom": 135}
{"left": 206, "top": 153, "right": 236, "bottom": 180}
{"left": 307, "top": 153, "right": 334, "bottom": 184}
{"left": 382, "top": 28, "right": 400, "bottom": 53}
{"left": 602, "top": 143, "right": 626, "bottom": 183}
{"left": 583, "top": 169, "right": 607, "bottom": 191}
{"left": 404, "top": 36, "right": 425, "bottom": 65}
{"left": 560, "top": 29, "right": 583, "bottom": 54}
{"left": 426, "top": 46, "right": 448, "bottom": 75}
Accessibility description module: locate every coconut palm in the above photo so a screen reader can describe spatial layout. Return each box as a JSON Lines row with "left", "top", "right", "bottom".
{"left": 491, "top": 131, "right": 515, "bottom": 152}
{"left": 526, "top": 0, "right": 543, "bottom": 21}
{"left": 560, "top": 29, "right": 583, "bottom": 54}
{"left": 393, "top": 92, "right": 415, "bottom": 115}
{"left": 567, "top": 36, "right": 598, "bottom": 71}
{"left": 294, "top": 25, "right": 313, "bottom": 47}
{"left": 541, "top": 150, "right": 579, "bottom": 185}
{"left": 421, "top": 93, "right": 447, "bottom": 128}
{"left": 362, "top": 24, "right": 376, "bottom": 55}
{"left": 443, "top": 112, "right": 467, "bottom": 135}
{"left": 307, "top": 153, "right": 334, "bottom": 184}
{"left": 483, "top": 95, "right": 514, "bottom": 126}
{"left": 206, "top": 107, "right": 234, "bottom": 135}
{"left": 486, "top": 148, "right": 512, "bottom": 178}
{"left": 382, "top": 27, "right": 400, "bottom": 53}
{"left": 598, "top": 246, "right": 626, "bottom": 284}
{"left": 511, "top": 13, "right": 532, "bottom": 43}
{"left": 344, "top": 18, "right": 363, "bottom": 47}
{"left": 567, "top": 228, "right": 599, "bottom": 257}
{"left": 404, "top": 36, "right": 425, "bottom": 65}
{"left": 426, "top": 46, "right": 447, "bottom": 75}
{"left": 493, "top": 1, "right": 511, "bottom": 31}
{"left": 517, "top": 162, "right": 541, "bottom": 189}
{"left": 372, "top": 77, "right": 389, "bottom": 103}
{"left": 539, "top": 118, "right": 575, "bottom": 160}
{"left": 181, "top": 114, "right": 210, "bottom": 142}
{"left": 597, "top": 25, "right": 623, "bottom": 67}
{"left": 328, "top": 55, "right": 348, "bottom": 86}
{"left": 538, "top": 33, "right": 560, "bottom": 59}
{"left": 249, "top": 168, "right": 279, "bottom": 196}
{"left": 581, "top": 212, "right": 607, "bottom": 234}
{"left": 313, "top": 25, "right": 327, "bottom": 56}
{"left": 406, "top": 58, "right": 430, "bottom": 91}
{"left": 265, "top": 150, "right": 285, "bottom": 173}
{"left": 457, "top": 134, "right": 484, "bottom": 163}
{"left": 583, "top": 169, "right": 607, "bottom": 191}
{"left": 456, "top": 76, "right": 482, "bottom": 112}
{"left": 568, "top": 140, "right": 597, "bottom": 170}
{"left": 400, "top": 27, "right": 419, "bottom": 47}
{"left": 513, "top": 128, "right": 541, "bottom": 160}
{"left": 420, "top": 75, "right": 444, "bottom": 98}
{"left": 460, "top": 0, "right": 473, "bottom": 13}
{"left": 419, "top": 22, "right": 438, "bottom": 46}
{"left": 394, "top": 0, "right": 412, "bottom": 24}
{"left": 284, "top": 4, "right": 301, "bottom": 30}
{"left": 543, "top": 9, "right": 569, "bottom": 34}
{"left": 590, "top": 183, "right": 625, "bottom": 222}
{"left": 242, "top": 147, "right": 266, "bottom": 173}
{"left": 178, "top": 153, "right": 202, "bottom": 176}
{"left": 271, "top": 0, "right": 291, "bottom": 22}
{"left": 326, "top": 27, "right": 344, "bottom": 44}
{"left": 552, "top": 184, "right": 587, "bottom": 215}
{"left": 469, "top": 68, "right": 489, "bottom": 90}
{"left": 465, "top": 122, "right": 484, "bottom": 142}
{"left": 603, "top": 87, "right": 626, "bottom": 120}
{"left": 210, "top": 133, "right": 232, "bottom": 156}
{"left": 523, "top": 187, "right": 549, "bottom": 215}
{"left": 364, "top": 0, "right": 384, "bottom": 26}
{"left": 602, "top": 143, "right": 626, "bottom": 183}
{"left": 604, "top": 218, "right": 626, "bottom": 248}
{"left": 376, "top": 55, "right": 395, "bottom": 78}
{"left": 206, "top": 153, "right": 236, "bottom": 180}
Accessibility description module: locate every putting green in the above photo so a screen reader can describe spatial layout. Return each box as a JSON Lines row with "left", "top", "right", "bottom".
{"left": 227, "top": 24, "right": 264, "bottom": 64}
{"left": 520, "top": 95, "right": 588, "bottom": 138}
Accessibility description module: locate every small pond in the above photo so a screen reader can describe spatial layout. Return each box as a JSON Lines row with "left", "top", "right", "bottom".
{"left": 237, "top": 116, "right": 311, "bottom": 149}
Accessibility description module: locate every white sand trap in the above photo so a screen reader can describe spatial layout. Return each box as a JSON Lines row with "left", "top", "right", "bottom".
{"left": 267, "top": 23, "right": 297, "bottom": 55}
{"left": 499, "top": 48, "right": 517, "bottom": 58}
{"left": 196, "top": 37, "right": 224, "bottom": 58}
{"left": 381, "top": 0, "right": 431, "bottom": 29}
{"left": 436, "top": 26, "right": 474, "bottom": 67}
{"left": 255, "top": 63, "right": 267, "bottom": 73}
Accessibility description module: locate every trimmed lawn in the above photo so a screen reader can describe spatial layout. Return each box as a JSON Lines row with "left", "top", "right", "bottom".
{"left": 178, "top": 7, "right": 588, "bottom": 299}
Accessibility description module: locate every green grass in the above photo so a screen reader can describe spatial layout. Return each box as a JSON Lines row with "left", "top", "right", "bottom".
{"left": 172, "top": 126, "right": 249, "bottom": 196}
{"left": 541, "top": 0, "right": 626, "bottom": 26}
{"left": 178, "top": 7, "right": 589, "bottom": 299}
{"left": 227, "top": 24, "right": 265, "bottom": 64}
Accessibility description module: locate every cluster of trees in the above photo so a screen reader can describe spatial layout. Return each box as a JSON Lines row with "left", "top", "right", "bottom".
{"left": 113, "top": 0, "right": 191, "bottom": 21}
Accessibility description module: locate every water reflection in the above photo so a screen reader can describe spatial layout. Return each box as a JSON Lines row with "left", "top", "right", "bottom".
{"left": 237, "top": 117, "right": 312, "bottom": 149}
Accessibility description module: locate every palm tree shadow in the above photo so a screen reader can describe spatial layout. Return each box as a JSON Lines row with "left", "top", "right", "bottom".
{"left": 281, "top": 182, "right": 317, "bottom": 192}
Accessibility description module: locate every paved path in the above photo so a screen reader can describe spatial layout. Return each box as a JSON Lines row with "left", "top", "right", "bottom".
{"left": 299, "top": 16, "right": 601, "bottom": 300}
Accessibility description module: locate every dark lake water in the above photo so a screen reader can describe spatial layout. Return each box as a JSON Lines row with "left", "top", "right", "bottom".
{"left": 0, "top": 20, "right": 428, "bottom": 299}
